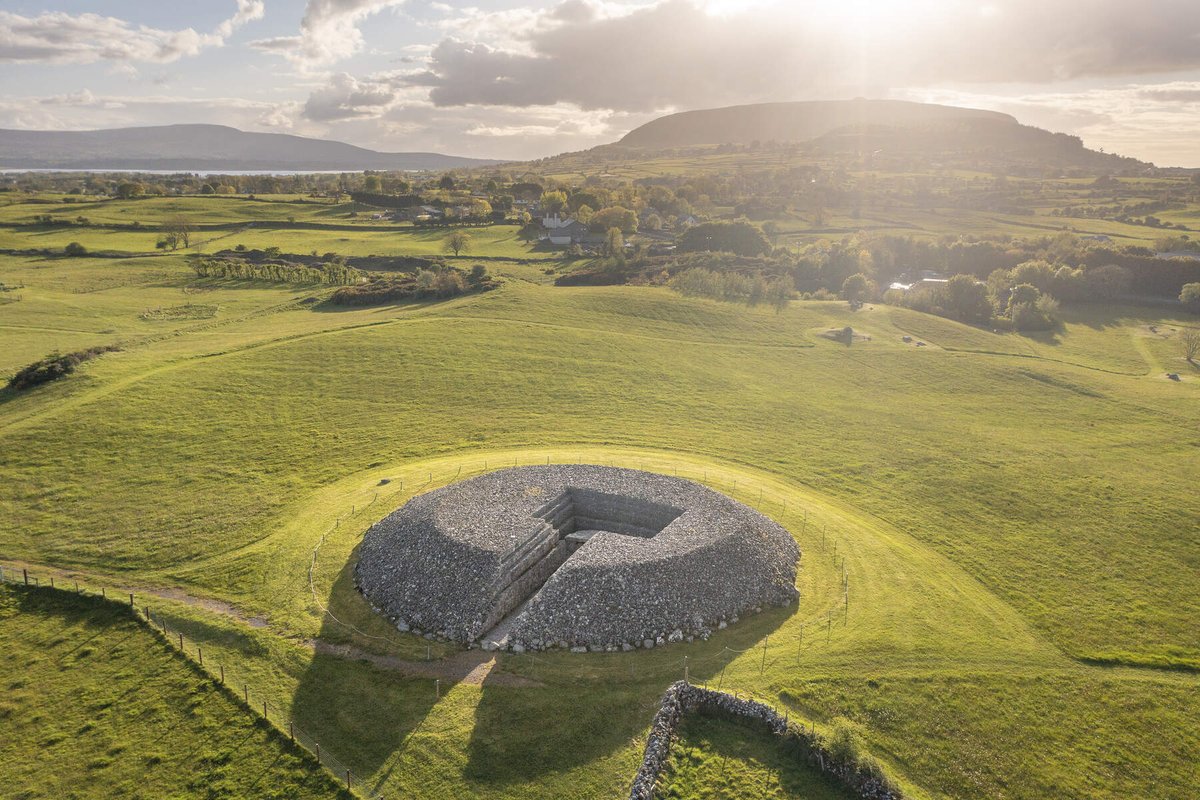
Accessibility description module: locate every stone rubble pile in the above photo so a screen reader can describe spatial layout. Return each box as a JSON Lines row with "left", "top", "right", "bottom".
{"left": 356, "top": 465, "right": 799, "bottom": 650}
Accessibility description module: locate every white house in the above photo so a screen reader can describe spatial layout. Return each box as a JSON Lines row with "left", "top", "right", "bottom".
{"left": 546, "top": 220, "right": 590, "bottom": 246}
{"left": 542, "top": 213, "right": 575, "bottom": 229}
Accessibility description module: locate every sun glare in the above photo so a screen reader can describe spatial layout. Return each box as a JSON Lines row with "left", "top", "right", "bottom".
{"left": 704, "top": 0, "right": 952, "bottom": 41}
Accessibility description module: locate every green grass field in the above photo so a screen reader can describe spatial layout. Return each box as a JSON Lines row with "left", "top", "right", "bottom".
{"left": 659, "top": 715, "right": 858, "bottom": 800}
{"left": 0, "top": 584, "right": 347, "bottom": 800}
{"left": 1, "top": 202, "right": 1199, "bottom": 799}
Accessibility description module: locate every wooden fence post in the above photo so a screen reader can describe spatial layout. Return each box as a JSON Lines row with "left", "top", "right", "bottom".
{"left": 23, "top": 569, "right": 28, "bottom": 585}
{"left": 244, "top": 684, "right": 249, "bottom": 704}
{"left": 289, "top": 721, "right": 295, "bottom": 742}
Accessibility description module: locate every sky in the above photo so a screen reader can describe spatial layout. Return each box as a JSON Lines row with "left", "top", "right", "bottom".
{"left": 2, "top": 0, "right": 1200, "bottom": 165}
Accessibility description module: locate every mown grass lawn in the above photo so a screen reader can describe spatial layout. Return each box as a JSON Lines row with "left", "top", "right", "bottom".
{"left": 0, "top": 238, "right": 1197, "bottom": 799}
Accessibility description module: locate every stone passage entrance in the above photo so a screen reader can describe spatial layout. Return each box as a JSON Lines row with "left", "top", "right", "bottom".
{"left": 543, "top": 488, "right": 683, "bottom": 552}
{"left": 481, "top": 489, "right": 682, "bottom": 649}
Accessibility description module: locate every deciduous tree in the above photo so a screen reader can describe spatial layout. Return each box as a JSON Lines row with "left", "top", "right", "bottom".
{"left": 442, "top": 230, "right": 472, "bottom": 257}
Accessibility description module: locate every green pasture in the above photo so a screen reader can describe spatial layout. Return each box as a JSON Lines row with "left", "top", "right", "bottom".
{"left": 659, "top": 715, "right": 858, "bottom": 800}
{"left": 0, "top": 584, "right": 346, "bottom": 800}
{"left": 216, "top": 222, "right": 536, "bottom": 259}
{"left": 1, "top": 239, "right": 1198, "bottom": 799}
{"left": 0, "top": 223, "right": 538, "bottom": 262}
{"left": 0, "top": 194, "right": 344, "bottom": 226}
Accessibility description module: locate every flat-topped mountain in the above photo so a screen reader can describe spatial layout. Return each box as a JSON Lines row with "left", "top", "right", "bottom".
{"left": 0, "top": 124, "right": 501, "bottom": 171}
{"left": 613, "top": 98, "right": 1147, "bottom": 170}
{"left": 619, "top": 99, "right": 1015, "bottom": 148}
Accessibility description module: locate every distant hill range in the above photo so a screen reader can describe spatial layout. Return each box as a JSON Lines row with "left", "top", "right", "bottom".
{"left": 0, "top": 124, "right": 501, "bottom": 171}
{"left": 612, "top": 99, "right": 1148, "bottom": 170}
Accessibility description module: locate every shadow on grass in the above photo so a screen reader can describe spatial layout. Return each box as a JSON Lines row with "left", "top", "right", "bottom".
{"left": 291, "top": 543, "right": 793, "bottom": 789}
{"left": 290, "top": 577, "right": 442, "bottom": 783}
{"left": 464, "top": 604, "right": 792, "bottom": 786}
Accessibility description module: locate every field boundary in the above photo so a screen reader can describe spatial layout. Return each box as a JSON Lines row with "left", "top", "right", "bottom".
{"left": 0, "top": 564, "right": 375, "bottom": 799}
{"left": 630, "top": 680, "right": 900, "bottom": 800}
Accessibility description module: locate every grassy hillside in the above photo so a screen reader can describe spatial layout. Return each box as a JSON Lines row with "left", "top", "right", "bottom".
{"left": 0, "top": 584, "right": 346, "bottom": 800}
{"left": 1, "top": 221, "right": 1198, "bottom": 799}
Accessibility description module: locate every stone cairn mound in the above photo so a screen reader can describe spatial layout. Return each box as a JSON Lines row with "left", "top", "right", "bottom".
{"left": 355, "top": 465, "right": 799, "bottom": 652}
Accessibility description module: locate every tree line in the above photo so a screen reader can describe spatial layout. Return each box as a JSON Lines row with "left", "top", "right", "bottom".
{"left": 669, "top": 267, "right": 793, "bottom": 311}
{"left": 189, "top": 257, "right": 362, "bottom": 286}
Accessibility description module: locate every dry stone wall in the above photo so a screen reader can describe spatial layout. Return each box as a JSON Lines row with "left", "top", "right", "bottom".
{"left": 630, "top": 681, "right": 901, "bottom": 800}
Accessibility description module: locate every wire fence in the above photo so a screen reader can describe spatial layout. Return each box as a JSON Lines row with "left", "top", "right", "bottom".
{"left": 0, "top": 563, "right": 381, "bottom": 799}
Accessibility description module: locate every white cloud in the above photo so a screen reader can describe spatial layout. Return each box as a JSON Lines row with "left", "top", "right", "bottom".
{"left": 8, "top": 0, "right": 1200, "bottom": 165}
{"left": 893, "top": 81, "right": 1200, "bottom": 167}
{"left": 405, "top": 0, "right": 1200, "bottom": 112}
{"left": 0, "top": 1, "right": 264, "bottom": 65}
{"left": 251, "top": 0, "right": 408, "bottom": 68}
{"left": 303, "top": 72, "right": 408, "bottom": 121}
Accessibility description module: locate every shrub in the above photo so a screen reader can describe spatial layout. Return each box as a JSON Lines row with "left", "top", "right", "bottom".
{"left": 6, "top": 346, "right": 120, "bottom": 392}
{"left": 935, "top": 274, "right": 992, "bottom": 323}
{"left": 841, "top": 273, "right": 873, "bottom": 307}
{"left": 1011, "top": 294, "right": 1061, "bottom": 331}
{"left": 434, "top": 269, "right": 465, "bottom": 297}
{"left": 328, "top": 267, "right": 492, "bottom": 306}
{"left": 669, "top": 267, "right": 791, "bottom": 310}
{"left": 1007, "top": 283, "right": 1041, "bottom": 314}
{"left": 825, "top": 717, "right": 861, "bottom": 765}
{"left": 63, "top": 241, "right": 88, "bottom": 256}
{"left": 677, "top": 221, "right": 770, "bottom": 257}
{"left": 1181, "top": 282, "right": 1200, "bottom": 312}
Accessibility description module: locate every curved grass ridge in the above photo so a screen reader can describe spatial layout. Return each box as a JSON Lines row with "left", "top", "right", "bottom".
{"left": 631, "top": 681, "right": 898, "bottom": 800}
